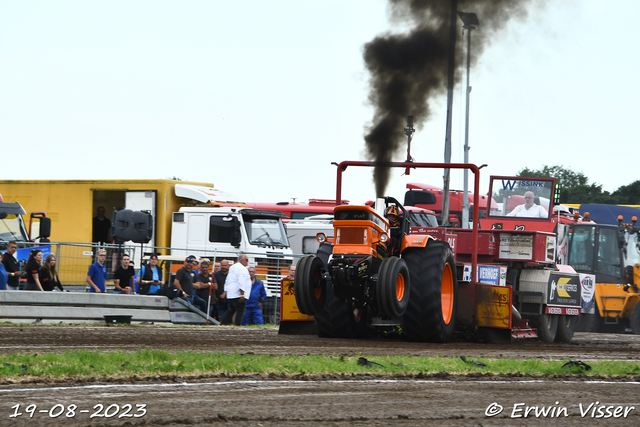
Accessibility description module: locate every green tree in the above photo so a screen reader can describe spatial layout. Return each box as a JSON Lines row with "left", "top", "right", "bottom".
{"left": 517, "top": 165, "right": 588, "bottom": 188}
{"left": 516, "top": 165, "right": 610, "bottom": 204}
{"left": 611, "top": 181, "right": 640, "bottom": 205}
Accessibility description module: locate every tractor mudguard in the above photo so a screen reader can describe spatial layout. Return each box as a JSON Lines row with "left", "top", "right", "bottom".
{"left": 400, "top": 234, "right": 435, "bottom": 252}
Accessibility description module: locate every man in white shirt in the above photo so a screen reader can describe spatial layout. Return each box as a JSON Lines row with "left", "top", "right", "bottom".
{"left": 220, "top": 253, "right": 252, "bottom": 326}
{"left": 507, "top": 191, "right": 548, "bottom": 218}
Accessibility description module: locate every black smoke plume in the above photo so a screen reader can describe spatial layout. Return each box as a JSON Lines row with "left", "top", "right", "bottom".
{"left": 364, "top": 0, "right": 533, "bottom": 197}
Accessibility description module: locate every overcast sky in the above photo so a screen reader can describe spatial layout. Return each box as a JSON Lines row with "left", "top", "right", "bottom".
{"left": 1, "top": 1, "right": 636, "bottom": 206}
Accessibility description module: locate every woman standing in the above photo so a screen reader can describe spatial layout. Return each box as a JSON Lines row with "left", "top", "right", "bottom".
{"left": 137, "top": 254, "right": 164, "bottom": 295}
{"left": 39, "top": 254, "right": 65, "bottom": 291}
{"left": 23, "top": 250, "right": 44, "bottom": 291}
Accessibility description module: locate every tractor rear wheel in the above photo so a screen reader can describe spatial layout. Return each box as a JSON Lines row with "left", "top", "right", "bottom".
{"left": 294, "top": 255, "right": 326, "bottom": 315}
{"left": 314, "top": 285, "right": 368, "bottom": 338}
{"left": 376, "top": 256, "right": 410, "bottom": 317}
{"left": 630, "top": 304, "right": 640, "bottom": 334}
{"left": 534, "top": 314, "right": 558, "bottom": 343}
{"left": 554, "top": 315, "right": 578, "bottom": 343}
{"left": 402, "top": 242, "right": 457, "bottom": 343}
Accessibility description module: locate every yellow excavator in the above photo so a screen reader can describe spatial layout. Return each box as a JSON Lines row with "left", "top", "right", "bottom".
{"left": 567, "top": 213, "right": 640, "bottom": 333}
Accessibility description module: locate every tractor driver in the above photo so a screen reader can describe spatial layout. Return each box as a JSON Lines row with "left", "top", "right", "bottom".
{"left": 385, "top": 205, "right": 403, "bottom": 256}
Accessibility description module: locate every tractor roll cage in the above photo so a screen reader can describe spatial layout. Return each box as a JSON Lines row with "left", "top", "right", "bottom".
{"left": 334, "top": 160, "right": 481, "bottom": 283}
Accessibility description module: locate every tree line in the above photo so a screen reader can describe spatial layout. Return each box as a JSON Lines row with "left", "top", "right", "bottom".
{"left": 517, "top": 165, "right": 640, "bottom": 205}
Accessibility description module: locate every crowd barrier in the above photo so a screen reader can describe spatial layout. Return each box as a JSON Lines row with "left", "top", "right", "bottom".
{"left": 0, "top": 290, "right": 219, "bottom": 325}
{"left": 3, "top": 242, "right": 308, "bottom": 325}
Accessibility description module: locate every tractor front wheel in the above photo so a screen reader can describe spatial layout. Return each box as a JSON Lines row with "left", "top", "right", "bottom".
{"left": 376, "top": 256, "right": 410, "bottom": 317}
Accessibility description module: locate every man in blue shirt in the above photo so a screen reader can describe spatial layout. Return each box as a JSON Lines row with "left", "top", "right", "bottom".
{"left": 87, "top": 249, "right": 108, "bottom": 293}
{"left": 242, "top": 265, "right": 267, "bottom": 325}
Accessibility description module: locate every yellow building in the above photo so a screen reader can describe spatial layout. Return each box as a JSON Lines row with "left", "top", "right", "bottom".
{"left": 0, "top": 179, "right": 213, "bottom": 247}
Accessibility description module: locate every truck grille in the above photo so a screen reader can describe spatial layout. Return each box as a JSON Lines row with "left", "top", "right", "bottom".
{"left": 255, "top": 256, "right": 292, "bottom": 297}
{"left": 337, "top": 227, "right": 367, "bottom": 245}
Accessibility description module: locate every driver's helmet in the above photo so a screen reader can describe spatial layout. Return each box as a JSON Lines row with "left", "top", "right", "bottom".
{"left": 385, "top": 205, "right": 401, "bottom": 226}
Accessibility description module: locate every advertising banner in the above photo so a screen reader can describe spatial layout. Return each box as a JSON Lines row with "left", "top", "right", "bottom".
{"left": 280, "top": 279, "right": 314, "bottom": 321}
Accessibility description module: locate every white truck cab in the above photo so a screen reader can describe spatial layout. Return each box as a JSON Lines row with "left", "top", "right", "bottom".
{"left": 169, "top": 185, "right": 292, "bottom": 297}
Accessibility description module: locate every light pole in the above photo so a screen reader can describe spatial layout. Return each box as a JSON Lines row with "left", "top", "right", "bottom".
{"left": 457, "top": 11, "right": 479, "bottom": 229}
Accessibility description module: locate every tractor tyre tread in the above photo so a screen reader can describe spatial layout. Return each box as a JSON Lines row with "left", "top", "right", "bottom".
{"left": 402, "top": 241, "right": 457, "bottom": 343}
{"left": 293, "top": 256, "right": 311, "bottom": 315}
{"left": 377, "top": 257, "right": 410, "bottom": 318}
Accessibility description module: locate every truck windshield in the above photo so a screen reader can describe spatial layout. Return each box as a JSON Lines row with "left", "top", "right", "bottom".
{"left": 244, "top": 217, "right": 289, "bottom": 248}
{"left": 0, "top": 214, "right": 28, "bottom": 245}
{"left": 488, "top": 178, "right": 553, "bottom": 218}
{"left": 408, "top": 211, "right": 439, "bottom": 227}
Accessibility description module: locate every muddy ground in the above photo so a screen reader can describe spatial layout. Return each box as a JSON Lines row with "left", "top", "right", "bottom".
{"left": 1, "top": 325, "right": 640, "bottom": 426}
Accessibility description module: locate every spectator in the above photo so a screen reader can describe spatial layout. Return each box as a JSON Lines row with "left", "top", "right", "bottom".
{"left": 213, "top": 262, "right": 221, "bottom": 273}
{"left": 138, "top": 254, "right": 164, "bottom": 295}
{"left": 39, "top": 254, "right": 65, "bottom": 292}
{"left": 507, "top": 191, "right": 548, "bottom": 218}
{"left": 174, "top": 255, "right": 208, "bottom": 313}
{"left": 242, "top": 266, "right": 267, "bottom": 325}
{"left": 194, "top": 259, "right": 217, "bottom": 318}
{"left": 92, "top": 206, "right": 112, "bottom": 245}
{"left": 0, "top": 261, "right": 7, "bottom": 291}
{"left": 23, "top": 249, "right": 44, "bottom": 291}
{"left": 285, "top": 264, "right": 296, "bottom": 281}
{"left": 221, "top": 253, "right": 251, "bottom": 326}
{"left": 214, "top": 259, "right": 230, "bottom": 319}
{"left": 114, "top": 254, "right": 135, "bottom": 294}
{"left": 2, "top": 241, "right": 22, "bottom": 290}
{"left": 87, "top": 249, "right": 108, "bottom": 293}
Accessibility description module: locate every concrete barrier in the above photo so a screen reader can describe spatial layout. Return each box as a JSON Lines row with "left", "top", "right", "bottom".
{"left": 0, "top": 291, "right": 219, "bottom": 325}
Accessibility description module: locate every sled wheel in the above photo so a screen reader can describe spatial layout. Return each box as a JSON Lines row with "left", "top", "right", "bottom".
{"left": 554, "top": 314, "right": 579, "bottom": 343}
{"left": 535, "top": 313, "right": 558, "bottom": 343}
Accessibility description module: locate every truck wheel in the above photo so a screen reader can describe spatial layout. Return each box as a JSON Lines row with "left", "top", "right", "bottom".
{"left": 376, "top": 257, "right": 410, "bottom": 317}
{"left": 402, "top": 242, "right": 457, "bottom": 343}
{"left": 534, "top": 314, "right": 558, "bottom": 343}
{"left": 294, "top": 255, "right": 326, "bottom": 315}
{"left": 630, "top": 304, "right": 640, "bottom": 334}
{"left": 576, "top": 313, "right": 596, "bottom": 332}
{"left": 314, "top": 285, "right": 367, "bottom": 338}
{"left": 554, "top": 315, "right": 578, "bottom": 343}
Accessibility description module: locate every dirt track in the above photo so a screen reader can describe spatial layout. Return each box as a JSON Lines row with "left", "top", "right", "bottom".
{"left": 1, "top": 325, "right": 640, "bottom": 426}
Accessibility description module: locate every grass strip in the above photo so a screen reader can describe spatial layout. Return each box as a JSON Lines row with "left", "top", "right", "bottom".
{"left": 1, "top": 350, "right": 639, "bottom": 382}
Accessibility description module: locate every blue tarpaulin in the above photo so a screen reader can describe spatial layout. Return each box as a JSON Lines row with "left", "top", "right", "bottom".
{"left": 578, "top": 204, "right": 640, "bottom": 225}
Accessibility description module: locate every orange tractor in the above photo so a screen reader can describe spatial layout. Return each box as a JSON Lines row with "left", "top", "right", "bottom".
{"left": 294, "top": 161, "right": 583, "bottom": 343}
